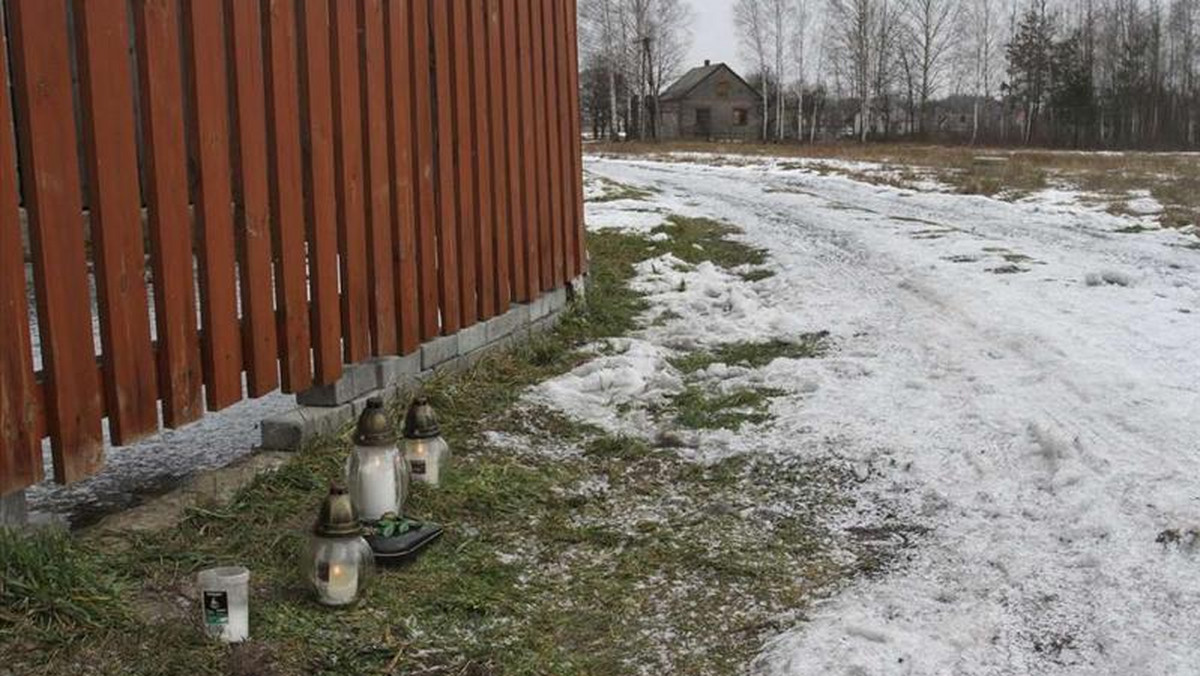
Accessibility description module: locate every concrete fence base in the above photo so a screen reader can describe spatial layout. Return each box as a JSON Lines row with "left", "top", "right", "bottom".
{"left": 0, "top": 490, "right": 27, "bottom": 527}
{"left": 260, "top": 277, "right": 585, "bottom": 452}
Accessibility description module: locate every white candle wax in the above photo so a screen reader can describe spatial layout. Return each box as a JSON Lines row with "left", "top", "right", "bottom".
{"left": 357, "top": 452, "right": 397, "bottom": 521}
{"left": 324, "top": 563, "right": 358, "bottom": 605}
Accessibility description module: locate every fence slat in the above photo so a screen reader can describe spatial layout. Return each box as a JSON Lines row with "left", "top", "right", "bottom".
{"left": 486, "top": 0, "right": 511, "bottom": 313}
{"left": 134, "top": 0, "right": 206, "bottom": 429}
{"left": 0, "top": 8, "right": 42, "bottom": 494}
{"left": 404, "top": 0, "right": 440, "bottom": 344}
{"left": 516, "top": 0, "right": 540, "bottom": 299}
{"left": 385, "top": 0, "right": 424, "bottom": 352}
{"left": 553, "top": 0, "right": 577, "bottom": 281}
{"left": 184, "top": 0, "right": 244, "bottom": 411}
{"left": 469, "top": 1, "right": 496, "bottom": 320}
{"left": 501, "top": 0, "right": 527, "bottom": 303}
{"left": 8, "top": 0, "right": 104, "bottom": 482}
{"left": 262, "top": 0, "right": 313, "bottom": 393}
{"left": 564, "top": 0, "right": 586, "bottom": 276}
{"left": 451, "top": 0, "right": 478, "bottom": 328}
{"left": 331, "top": 0, "right": 370, "bottom": 363}
{"left": 360, "top": 0, "right": 397, "bottom": 357}
{"left": 73, "top": 0, "right": 159, "bottom": 444}
{"left": 532, "top": 0, "right": 554, "bottom": 291}
{"left": 542, "top": 0, "right": 565, "bottom": 288}
{"left": 431, "top": 0, "right": 461, "bottom": 335}
{"left": 226, "top": 0, "right": 280, "bottom": 397}
{"left": 298, "top": 0, "right": 344, "bottom": 383}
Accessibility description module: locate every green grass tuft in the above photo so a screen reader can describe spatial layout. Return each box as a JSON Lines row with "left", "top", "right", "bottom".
{"left": 589, "top": 178, "right": 660, "bottom": 203}
{"left": 650, "top": 216, "right": 767, "bottom": 269}
{"left": 739, "top": 268, "right": 776, "bottom": 282}
{"left": 669, "top": 386, "right": 788, "bottom": 431}
{"left": 0, "top": 527, "right": 133, "bottom": 640}
{"left": 671, "top": 335, "right": 830, "bottom": 375}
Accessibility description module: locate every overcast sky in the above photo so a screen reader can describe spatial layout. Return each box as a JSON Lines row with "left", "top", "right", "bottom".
{"left": 683, "top": 0, "right": 743, "bottom": 74}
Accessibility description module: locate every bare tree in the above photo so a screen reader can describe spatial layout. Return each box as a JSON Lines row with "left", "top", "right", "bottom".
{"left": 791, "top": 0, "right": 812, "bottom": 140}
{"left": 579, "top": 0, "right": 628, "bottom": 140}
{"left": 735, "top": 0, "right": 773, "bottom": 140}
{"left": 579, "top": 0, "right": 690, "bottom": 141}
{"left": 768, "top": 0, "right": 794, "bottom": 140}
{"left": 648, "top": 0, "right": 694, "bottom": 138}
{"left": 961, "top": 0, "right": 1002, "bottom": 142}
{"left": 827, "top": 0, "right": 890, "bottom": 141}
{"left": 899, "top": 0, "right": 958, "bottom": 135}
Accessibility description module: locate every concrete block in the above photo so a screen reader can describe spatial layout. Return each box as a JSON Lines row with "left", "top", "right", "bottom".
{"left": 457, "top": 322, "right": 488, "bottom": 355}
{"left": 297, "top": 362, "right": 377, "bottom": 407}
{"left": 485, "top": 306, "right": 521, "bottom": 342}
{"left": 260, "top": 403, "right": 357, "bottom": 451}
{"left": 0, "top": 490, "right": 27, "bottom": 526}
{"left": 368, "top": 354, "right": 421, "bottom": 389}
{"left": 421, "top": 334, "right": 460, "bottom": 370}
{"left": 528, "top": 294, "right": 550, "bottom": 321}
{"left": 545, "top": 286, "right": 568, "bottom": 313}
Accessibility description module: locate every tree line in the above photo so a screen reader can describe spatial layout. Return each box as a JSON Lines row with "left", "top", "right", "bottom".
{"left": 578, "top": 0, "right": 1200, "bottom": 149}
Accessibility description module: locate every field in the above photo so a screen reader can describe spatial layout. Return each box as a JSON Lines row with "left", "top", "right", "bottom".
{"left": 591, "top": 141, "right": 1200, "bottom": 233}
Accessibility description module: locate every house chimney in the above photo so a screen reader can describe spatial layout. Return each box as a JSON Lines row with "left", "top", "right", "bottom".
{"left": 704, "top": 59, "right": 711, "bottom": 67}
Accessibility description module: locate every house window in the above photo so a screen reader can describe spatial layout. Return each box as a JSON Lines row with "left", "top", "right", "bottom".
{"left": 716, "top": 81, "right": 730, "bottom": 98}
{"left": 733, "top": 108, "right": 748, "bottom": 126}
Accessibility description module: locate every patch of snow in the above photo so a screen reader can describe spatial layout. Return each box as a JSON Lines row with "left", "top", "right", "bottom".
{"left": 631, "top": 254, "right": 811, "bottom": 350}
{"left": 28, "top": 387, "right": 293, "bottom": 526}
{"left": 527, "top": 338, "right": 683, "bottom": 437}
{"left": 1084, "top": 270, "right": 1135, "bottom": 287}
{"left": 1125, "top": 190, "right": 1164, "bottom": 216}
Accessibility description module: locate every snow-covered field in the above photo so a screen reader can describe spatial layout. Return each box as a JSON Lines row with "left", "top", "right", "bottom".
{"left": 553, "top": 153, "right": 1199, "bottom": 675}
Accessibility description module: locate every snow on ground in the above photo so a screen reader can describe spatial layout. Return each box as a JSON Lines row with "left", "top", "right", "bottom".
{"left": 546, "top": 154, "right": 1199, "bottom": 674}
{"left": 22, "top": 261, "right": 292, "bottom": 526}
{"left": 27, "top": 389, "right": 292, "bottom": 527}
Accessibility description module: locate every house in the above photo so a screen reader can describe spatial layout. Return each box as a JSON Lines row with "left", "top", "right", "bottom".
{"left": 659, "top": 61, "right": 761, "bottom": 141}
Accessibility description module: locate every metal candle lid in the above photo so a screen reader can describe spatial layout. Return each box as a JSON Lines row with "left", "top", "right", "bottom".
{"left": 355, "top": 397, "right": 395, "bottom": 447}
{"left": 403, "top": 397, "right": 441, "bottom": 440}
{"left": 314, "top": 483, "right": 361, "bottom": 538}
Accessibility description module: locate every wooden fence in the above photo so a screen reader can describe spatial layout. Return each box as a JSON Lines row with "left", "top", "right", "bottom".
{"left": 0, "top": 0, "right": 586, "bottom": 496}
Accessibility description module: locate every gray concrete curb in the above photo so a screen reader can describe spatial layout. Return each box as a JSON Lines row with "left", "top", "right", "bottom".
{"left": 0, "top": 490, "right": 27, "bottom": 527}
{"left": 261, "top": 276, "right": 587, "bottom": 451}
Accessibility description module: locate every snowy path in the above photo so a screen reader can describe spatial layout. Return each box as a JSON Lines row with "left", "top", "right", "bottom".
{"left": 583, "top": 155, "right": 1200, "bottom": 675}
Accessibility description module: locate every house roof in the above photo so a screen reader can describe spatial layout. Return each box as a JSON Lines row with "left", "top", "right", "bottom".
{"left": 660, "top": 62, "right": 757, "bottom": 102}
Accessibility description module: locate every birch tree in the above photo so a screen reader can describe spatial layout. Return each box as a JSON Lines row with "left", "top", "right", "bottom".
{"left": 735, "top": 0, "right": 773, "bottom": 140}
{"left": 827, "top": 0, "right": 878, "bottom": 141}
{"left": 579, "top": 0, "right": 628, "bottom": 140}
{"left": 962, "top": 0, "right": 1002, "bottom": 142}
{"left": 791, "top": 0, "right": 812, "bottom": 139}
{"left": 768, "top": 0, "right": 793, "bottom": 140}
{"left": 900, "top": 0, "right": 959, "bottom": 135}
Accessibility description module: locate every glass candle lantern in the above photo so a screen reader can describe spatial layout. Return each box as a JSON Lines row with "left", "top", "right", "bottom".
{"left": 197, "top": 566, "right": 250, "bottom": 642}
{"left": 303, "top": 484, "right": 375, "bottom": 607}
{"left": 346, "top": 397, "right": 410, "bottom": 522}
{"left": 403, "top": 397, "right": 450, "bottom": 487}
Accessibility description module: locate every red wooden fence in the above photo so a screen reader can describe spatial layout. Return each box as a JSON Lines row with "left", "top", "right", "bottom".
{"left": 0, "top": 0, "right": 586, "bottom": 496}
